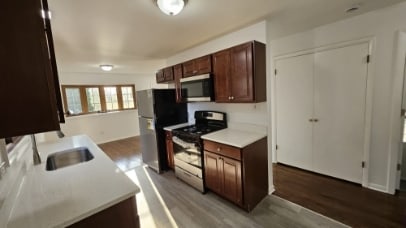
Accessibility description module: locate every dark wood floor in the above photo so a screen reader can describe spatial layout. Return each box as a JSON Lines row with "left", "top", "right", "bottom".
{"left": 98, "top": 137, "right": 406, "bottom": 227}
{"left": 98, "top": 136, "right": 142, "bottom": 172}
{"left": 274, "top": 163, "right": 406, "bottom": 228}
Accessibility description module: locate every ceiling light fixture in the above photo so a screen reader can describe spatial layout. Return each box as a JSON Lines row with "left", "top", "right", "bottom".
{"left": 100, "top": 64, "right": 114, "bottom": 71}
{"left": 155, "top": 0, "right": 188, "bottom": 16}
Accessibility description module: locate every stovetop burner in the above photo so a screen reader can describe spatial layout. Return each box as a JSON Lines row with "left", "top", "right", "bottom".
{"left": 172, "top": 111, "right": 227, "bottom": 138}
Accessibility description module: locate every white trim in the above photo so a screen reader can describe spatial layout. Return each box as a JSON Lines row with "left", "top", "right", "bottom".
{"left": 271, "top": 37, "right": 375, "bottom": 188}
{"left": 387, "top": 30, "right": 406, "bottom": 194}
{"left": 268, "top": 185, "right": 275, "bottom": 195}
{"left": 367, "top": 183, "right": 388, "bottom": 193}
{"left": 362, "top": 38, "right": 376, "bottom": 188}
{"left": 274, "top": 36, "right": 375, "bottom": 60}
{"left": 179, "top": 74, "right": 210, "bottom": 82}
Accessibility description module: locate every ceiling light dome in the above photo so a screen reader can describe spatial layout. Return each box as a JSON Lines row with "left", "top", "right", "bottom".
{"left": 156, "top": 0, "right": 187, "bottom": 16}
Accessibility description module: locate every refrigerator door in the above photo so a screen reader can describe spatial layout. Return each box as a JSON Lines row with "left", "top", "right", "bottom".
{"left": 139, "top": 116, "right": 160, "bottom": 172}
{"left": 137, "top": 89, "right": 154, "bottom": 118}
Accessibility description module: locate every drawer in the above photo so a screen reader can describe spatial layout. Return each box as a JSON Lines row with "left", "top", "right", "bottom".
{"left": 203, "top": 140, "right": 241, "bottom": 161}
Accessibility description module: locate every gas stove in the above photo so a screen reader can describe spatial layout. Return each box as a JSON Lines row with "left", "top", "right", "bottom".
{"left": 172, "top": 111, "right": 227, "bottom": 192}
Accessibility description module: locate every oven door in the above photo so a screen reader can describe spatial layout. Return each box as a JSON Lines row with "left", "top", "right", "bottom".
{"left": 172, "top": 136, "right": 202, "bottom": 178}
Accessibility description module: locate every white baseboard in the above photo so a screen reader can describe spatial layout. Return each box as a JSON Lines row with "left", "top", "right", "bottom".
{"left": 268, "top": 185, "right": 275, "bottom": 195}
{"left": 367, "top": 183, "right": 388, "bottom": 194}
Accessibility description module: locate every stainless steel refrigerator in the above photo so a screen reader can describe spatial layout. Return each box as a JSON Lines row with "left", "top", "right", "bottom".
{"left": 137, "top": 89, "right": 187, "bottom": 173}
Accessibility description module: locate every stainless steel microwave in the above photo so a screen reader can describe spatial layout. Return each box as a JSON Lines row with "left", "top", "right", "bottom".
{"left": 180, "top": 74, "right": 214, "bottom": 102}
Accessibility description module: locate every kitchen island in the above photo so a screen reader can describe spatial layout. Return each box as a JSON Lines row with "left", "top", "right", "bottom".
{"left": 4, "top": 135, "right": 140, "bottom": 228}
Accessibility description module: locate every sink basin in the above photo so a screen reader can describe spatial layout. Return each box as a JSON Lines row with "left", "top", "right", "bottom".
{"left": 46, "top": 147, "right": 94, "bottom": 171}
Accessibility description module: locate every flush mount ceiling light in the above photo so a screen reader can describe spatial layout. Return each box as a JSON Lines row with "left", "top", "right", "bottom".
{"left": 155, "top": 0, "right": 188, "bottom": 16}
{"left": 100, "top": 65, "right": 114, "bottom": 71}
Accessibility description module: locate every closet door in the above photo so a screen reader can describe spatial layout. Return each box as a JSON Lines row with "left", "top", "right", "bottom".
{"left": 275, "top": 54, "right": 314, "bottom": 170}
{"left": 313, "top": 43, "right": 369, "bottom": 183}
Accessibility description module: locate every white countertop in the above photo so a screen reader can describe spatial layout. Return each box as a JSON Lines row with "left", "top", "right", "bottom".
{"left": 201, "top": 128, "right": 267, "bottom": 148}
{"left": 163, "top": 122, "right": 191, "bottom": 131}
{"left": 6, "top": 135, "right": 140, "bottom": 228}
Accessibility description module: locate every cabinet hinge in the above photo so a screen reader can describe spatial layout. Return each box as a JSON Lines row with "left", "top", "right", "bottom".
{"left": 274, "top": 69, "right": 277, "bottom": 75}
{"left": 398, "top": 163, "right": 402, "bottom": 171}
{"left": 362, "top": 161, "right": 366, "bottom": 168}
{"left": 366, "top": 55, "right": 371, "bottom": 63}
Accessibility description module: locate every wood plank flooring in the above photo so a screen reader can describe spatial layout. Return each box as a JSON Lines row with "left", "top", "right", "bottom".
{"left": 98, "top": 137, "right": 405, "bottom": 227}
{"left": 98, "top": 136, "right": 142, "bottom": 171}
{"left": 274, "top": 163, "right": 406, "bottom": 228}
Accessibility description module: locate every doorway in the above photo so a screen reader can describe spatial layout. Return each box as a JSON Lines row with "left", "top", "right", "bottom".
{"left": 398, "top": 58, "right": 406, "bottom": 192}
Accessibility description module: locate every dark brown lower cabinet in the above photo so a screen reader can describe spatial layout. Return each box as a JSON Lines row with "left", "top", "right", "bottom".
{"left": 204, "top": 137, "right": 268, "bottom": 211}
{"left": 165, "top": 130, "right": 175, "bottom": 169}
{"left": 69, "top": 196, "right": 139, "bottom": 228}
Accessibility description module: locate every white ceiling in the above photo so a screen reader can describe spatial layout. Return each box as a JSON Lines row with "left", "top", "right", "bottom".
{"left": 49, "top": 0, "right": 405, "bottom": 73}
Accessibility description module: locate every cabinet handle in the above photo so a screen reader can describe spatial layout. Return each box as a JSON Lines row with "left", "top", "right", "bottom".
{"left": 228, "top": 96, "right": 231, "bottom": 100}
{"left": 313, "top": 119, "right": 319, "bottom": 122}
{"left": 217, "top": 147, "right": 221, "bottom": 152}
{"left": 309, "top": 119, "right": 313, "bottom": 122}
{"left": 231, "top": 96, "right": 234, "bottom": 100}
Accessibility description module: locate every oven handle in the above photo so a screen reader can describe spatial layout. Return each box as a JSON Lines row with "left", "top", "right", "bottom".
{"left": 172, "top": 136, "right": 196, "bottom": 149}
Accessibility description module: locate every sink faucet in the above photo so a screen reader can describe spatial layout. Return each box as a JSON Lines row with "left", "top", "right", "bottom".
{"left": 31, "top": 134, "right": 41, "bottom": 165}
{"left": 31, "top": 130, "right": 65, "bottom": 165}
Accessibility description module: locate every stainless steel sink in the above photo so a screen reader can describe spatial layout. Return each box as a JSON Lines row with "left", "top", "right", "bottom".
{"left": 46, "top": 147, "right": 94, "bottom": 171}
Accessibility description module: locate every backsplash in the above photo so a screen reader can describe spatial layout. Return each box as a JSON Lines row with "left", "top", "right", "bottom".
{"left": 187, "top": 102, "right": 268, "bottom": 133}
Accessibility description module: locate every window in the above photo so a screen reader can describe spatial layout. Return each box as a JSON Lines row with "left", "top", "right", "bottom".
{"left": 61, "top": 85, "right": 136, "bottom": 116}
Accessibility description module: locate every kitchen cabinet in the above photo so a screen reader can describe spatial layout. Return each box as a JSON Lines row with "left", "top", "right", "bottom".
{"left": 0, "top": 0, "right": 64, "bottom": 138}
{"left": 213, "top": 41, "right": 266, "bottom": 103}
{"left": 69, "top": 196, "right": 139, "bottom": 228}
{"left": 275, "top": 42, "right": 369, "bottom": 184}
{"left": 165, "top": 130, "right": 175, "bottom": 169}
{"left": 203, "top": 137, "right": 268, "bottom": 211}
{"left": 156, "top": 66, "right": 174, "bottom": 83}
{"left": 182, "top": 55, "right": 212, "bottom": 77}
{"left": 173, "top": 64, "right": 183, "bottom": 103}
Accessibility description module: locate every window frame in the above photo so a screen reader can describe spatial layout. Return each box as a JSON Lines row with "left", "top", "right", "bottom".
{"left": 61, "top": 84, "right": 136, "bottom": 117}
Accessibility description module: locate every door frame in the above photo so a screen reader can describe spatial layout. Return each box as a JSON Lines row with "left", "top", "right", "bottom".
{"left": 387, "top": 30, "right": 406, "bottom": 194}
{"left": 271, "top": 37, "right": 375, "bottom": 188}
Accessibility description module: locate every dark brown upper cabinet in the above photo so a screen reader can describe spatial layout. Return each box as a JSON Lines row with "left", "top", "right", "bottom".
{"left": 173, "top": 64, "right": 183, "bottom": 103}
{"left": 0, "top": 0, "right": 64, "bottom": 138}
{"left": 182, "top": 55, "right": 212, "bottom": 77}
{"left": 156, "top": 66, "right": 174, "bottom": 83}
{"left": 213, "top": 41, "right": 266, "bottom": 103}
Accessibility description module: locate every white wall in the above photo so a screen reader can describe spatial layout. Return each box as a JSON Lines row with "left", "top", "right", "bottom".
{"left": 267, "top": 2, "right": 406, "bottom": 193}
{"left": 42, "top": 69, "right": 167, "bottom": 144}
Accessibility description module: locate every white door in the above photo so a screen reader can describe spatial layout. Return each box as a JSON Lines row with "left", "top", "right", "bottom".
{"left": 312, "top": 43, "right": 369, "bottom": 183}
{"left": 275, "top": 54, "right": 314, "bottom": 171}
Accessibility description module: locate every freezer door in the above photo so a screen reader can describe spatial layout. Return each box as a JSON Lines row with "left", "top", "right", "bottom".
{"left": 139, "top": 116, "right": 160, "bottom": 172}
{"left": 137, "top": 89, "right": 154, "bottom": 118}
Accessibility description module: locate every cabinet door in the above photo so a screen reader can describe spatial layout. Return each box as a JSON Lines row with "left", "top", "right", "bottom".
{"left": 173, "top": 64, "right": 183, "bottom": 103}
{"left": 165, "top": 131, "right": 174, "bottom": 169}
{"left": 222, "top": 156, "right": 242, "bottom": 205}
{"left": 213, "top": 49, "right": 231, "bottom": 102}
{"left": 195, "top": 55, "right": 212, "bottom": 74}
{"left": 275, "top": 54, "right": 314, "bottom": 171}
{"left": 163, "top": 67, "right": 174, "bottom": 81}
{"left": 204, "top": 151, "right": 222, "bottom": 194}
{"left": 156, "top": 70, "right": 165, "bottom": 83}
{"left": 1, "top": 0, "right": 61, "bottom": 138}
{"left": 230, "top": 42, "right": 253, "bottom": 102}
{"left": 182, "top": 60, "right": 195, "bottom": 77}
{"left": 313, "top": 43, "right": 369, "bottom": 183}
